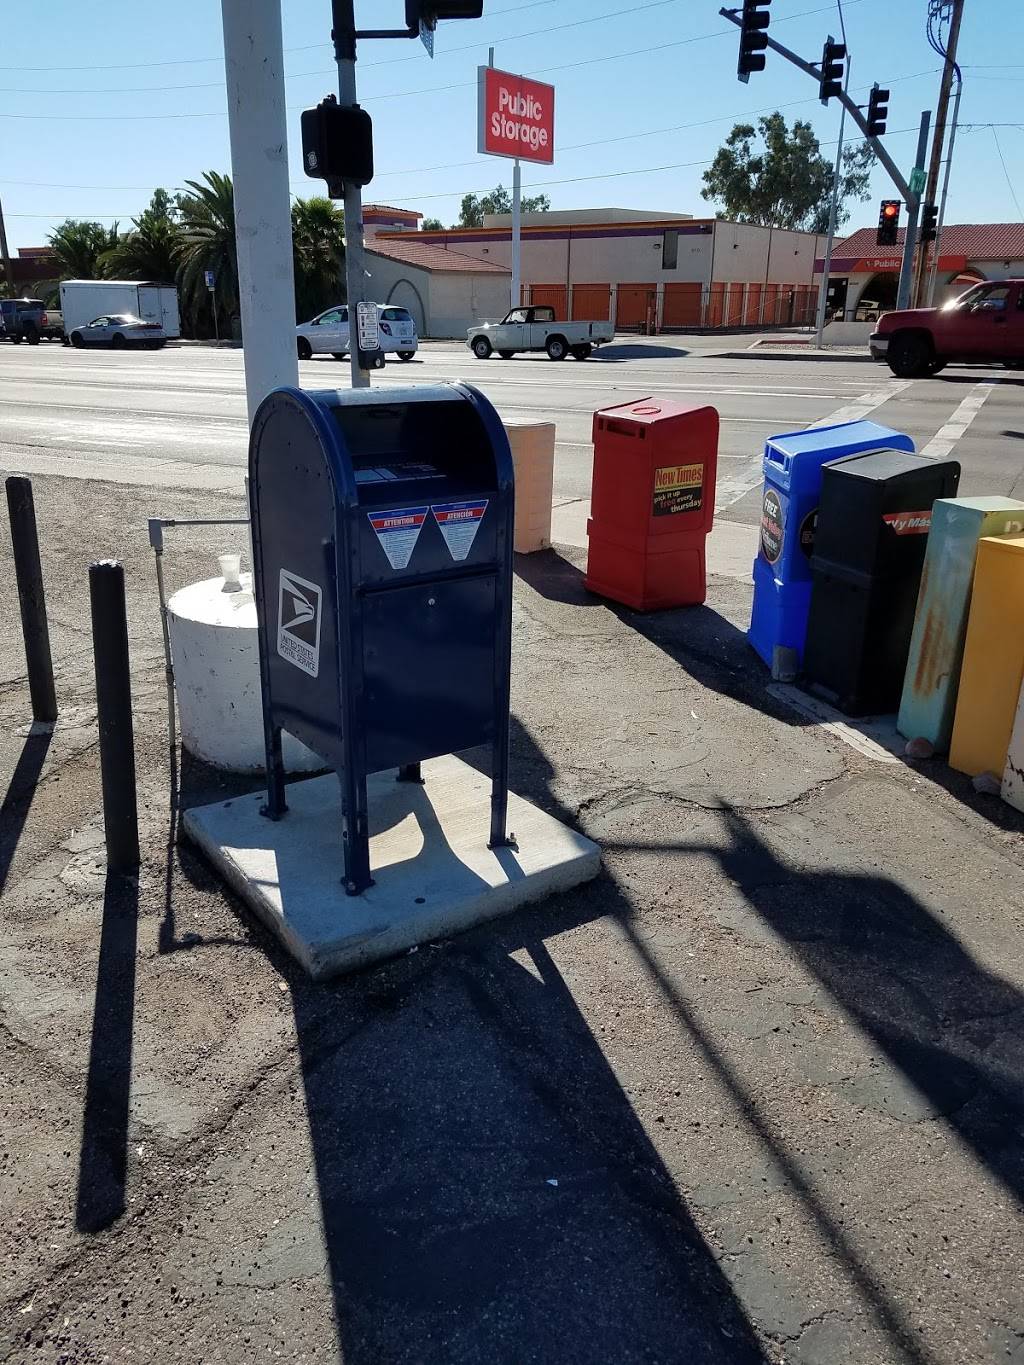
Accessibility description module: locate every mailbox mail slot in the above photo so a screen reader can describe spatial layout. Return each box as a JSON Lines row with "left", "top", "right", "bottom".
{"left": 249, "top": 384, "right": 515, "bottom": 895}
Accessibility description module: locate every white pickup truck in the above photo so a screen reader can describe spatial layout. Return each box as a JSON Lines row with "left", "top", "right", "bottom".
{"left": 467, "top": 306, "right": 614, "bottom": 361}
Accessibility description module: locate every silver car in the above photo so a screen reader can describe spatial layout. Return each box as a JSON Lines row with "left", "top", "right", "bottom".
{"left": 68, "top": 313, "right": 166, "bottom": 349}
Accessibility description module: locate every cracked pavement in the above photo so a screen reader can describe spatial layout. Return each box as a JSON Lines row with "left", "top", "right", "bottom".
{"left": 1, "top": 469, "right": 1023, "bottom": 1365}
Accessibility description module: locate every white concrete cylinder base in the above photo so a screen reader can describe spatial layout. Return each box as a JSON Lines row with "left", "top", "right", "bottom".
{"left": 167, "top": 573, "right": 320, "bottom": 774}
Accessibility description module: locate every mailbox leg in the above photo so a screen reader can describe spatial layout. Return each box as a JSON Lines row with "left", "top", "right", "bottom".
{"left": 339, "top": 768, "right": 372, "bottom": 896}
{"left": 261, "top": 725, "right": 288, "bottom": 820}
{"left": 488, "top": 720, "right": 515, "bottom": 850}
{"left": 397, "top": 762, "right": 423, "bottom": 784}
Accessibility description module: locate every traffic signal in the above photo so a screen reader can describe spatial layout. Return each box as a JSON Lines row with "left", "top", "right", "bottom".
{"left": 866, "top": 84, "right": 889, "bottom": 137}
{"left": 920, "top": 202, "right": 939, "bottom": 243}
{"left": 301, "top": 96, "right": 374, "bottom": 192}
{"left": 405, "top": 1, "right": 483, "bottom": 26}
{"left": 877, "top": 200, "right": 901, "bottom": 247}
{"left": 819, "top": 35, "right": 846, "bottom": 103}
{"left": 737, "top": 0, "right": 771, "bottom": 83}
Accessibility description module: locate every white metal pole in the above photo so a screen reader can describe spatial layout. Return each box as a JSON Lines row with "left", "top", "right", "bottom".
{"left": 221, "top": 0, "right": 298, "bottom": 425}
{"left": 511, "top": 159, "right": 522, "bottom": 310}
{"left": 814, "top": 57, "right": 849, "bottom": 348}
{"left": 926, "top": 76, "right": 961, "bottom": 307}
{"left": 335, "top": 46, "right": 371, "bottom": 389}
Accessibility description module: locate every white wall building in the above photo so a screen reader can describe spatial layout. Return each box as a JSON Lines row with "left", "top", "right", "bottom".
{"left": 375, "top": 206, "right": 824, "bottom": 331}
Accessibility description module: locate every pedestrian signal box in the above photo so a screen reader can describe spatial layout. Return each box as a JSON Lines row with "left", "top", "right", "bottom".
{"left": 249, "top": 384, "right": 515, "bottom": 895}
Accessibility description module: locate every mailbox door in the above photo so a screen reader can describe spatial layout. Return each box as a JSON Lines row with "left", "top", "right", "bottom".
{"left": 361, "top": 573, "right": 497, "bottom": 771}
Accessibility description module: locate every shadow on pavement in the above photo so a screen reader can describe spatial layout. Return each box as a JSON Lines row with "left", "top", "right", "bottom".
{"left": 602, "top": 807, "right": 1024, "bottom": 1235}
{"left": 715, "top": 349, "right": 874, "bottom": 363}
{"left": 0, "top": 723, "right": 53, "bottom": 898}
{"left": 591, "top": 343, "right": 691, "bottom": 361}
{"left": 289, "top": 880, "right": 769, "bottom": 1364}
{"left": 514, "top": 548, "right": 1024, "bottom": 833}
{"left": 712, "top": 809, "right": 1024, "bottom": 1209}
{"left": 75, "top": 869, "right": 139, "bottom": 1233}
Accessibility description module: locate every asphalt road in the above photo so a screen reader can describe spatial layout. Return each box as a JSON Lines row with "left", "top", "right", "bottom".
{"left": 1, "top": 336, "right": 1022, "bottom": 524}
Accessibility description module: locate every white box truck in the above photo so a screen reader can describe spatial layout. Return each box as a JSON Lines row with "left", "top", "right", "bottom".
{"left": 59, "top": 280, "right": 181, "bottom": 339}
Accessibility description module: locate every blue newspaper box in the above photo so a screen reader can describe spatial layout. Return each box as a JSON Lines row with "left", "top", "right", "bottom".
{"left": 249, "top": 384, "right": 515, "bottom": 896}
{"left": 748, "top": 419, "right": 915, "bottom": 670}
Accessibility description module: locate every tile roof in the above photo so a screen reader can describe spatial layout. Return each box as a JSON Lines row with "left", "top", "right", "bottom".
{"left": 367, "top": 237, "right": 510, "bottom": 274}
{"left": 836, "top": 222, "right": 1024, "bottom": 260}
{"left": 363, "top": 204, "right": 423, "bottom": 218}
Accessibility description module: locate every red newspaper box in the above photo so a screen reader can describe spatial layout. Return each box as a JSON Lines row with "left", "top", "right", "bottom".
{"left": 585, "top": 398, "right": 718, "bottom": 610}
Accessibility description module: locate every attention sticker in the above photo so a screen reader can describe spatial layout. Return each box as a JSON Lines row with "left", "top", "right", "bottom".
{"left": 432, "top": 500, "right": 488, "bottom": 560}
{"left": 367, "top": 506, "right": 429, "bottom": 569}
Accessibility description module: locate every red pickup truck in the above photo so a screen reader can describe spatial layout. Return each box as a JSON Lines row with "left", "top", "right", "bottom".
{"left": 869, "top": 279, "right": 1024, "bottom": 377}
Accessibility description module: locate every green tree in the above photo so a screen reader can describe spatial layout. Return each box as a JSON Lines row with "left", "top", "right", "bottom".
{"left": 421, "top": 216, "right": 445, "bottom": 232}
{"left": 47, "top": 219, "right": 120, "bottom": 279}
{"left": 700, "top": 112, "right": 875, "bottom": 233}
{"left": 148, "top": 187, "right": 177, "bottom": 223}
{"left": 458, "top": 185, "right": 551, "bottom": 228}
{"left": 101, "top": 190, "right": 181, "bottom": 281}
{"left": 291, "top": 195, "right": 345, "bottom": 321}
{"left": 174, "top": 171, "right": 237, "bottom": 335}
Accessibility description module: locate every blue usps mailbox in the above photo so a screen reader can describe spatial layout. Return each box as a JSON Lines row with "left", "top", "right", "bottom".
{"left": 249, "top": 384, "right": 515, "bottom": 895}
{"left": 748, "top": 419, "right": 916, "bottom": 671}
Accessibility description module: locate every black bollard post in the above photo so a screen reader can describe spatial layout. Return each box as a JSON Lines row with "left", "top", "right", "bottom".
{"left": 6, "top": 475, "right": 57, "bottom": 723}
{"left": 89, "top": 561, "right": 139, "bottom": 871}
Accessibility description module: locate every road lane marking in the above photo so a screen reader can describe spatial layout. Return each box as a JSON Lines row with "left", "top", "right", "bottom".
{"left": 920, "top": 379, "right": 999, "bottom": 459}
{"left": 715, "top": 380, "right": 913, "bottom": 509}
{"left": 808, "top": 380, "right": 912, "bottom": 427}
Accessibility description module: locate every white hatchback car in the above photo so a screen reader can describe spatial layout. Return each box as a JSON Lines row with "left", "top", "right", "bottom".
{"left": 375, "top": 305, "right": 418, "bottom": 360}
{"left": 296, "top": 305, "right": 349, "bottom": 360}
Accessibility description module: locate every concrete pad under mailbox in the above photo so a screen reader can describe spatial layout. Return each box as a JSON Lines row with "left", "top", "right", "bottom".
{"left": 183, "top": 754, "right": 601, "bottom": 979}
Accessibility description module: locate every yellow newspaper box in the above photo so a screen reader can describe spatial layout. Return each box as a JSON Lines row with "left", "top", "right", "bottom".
{"left": 950, "top": 535, "right": 1024, "bottom": 778}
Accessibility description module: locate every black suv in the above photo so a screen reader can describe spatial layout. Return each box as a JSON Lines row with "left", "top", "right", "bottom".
{"left": 0, "top": 298, "right": 45, "bottom": 344}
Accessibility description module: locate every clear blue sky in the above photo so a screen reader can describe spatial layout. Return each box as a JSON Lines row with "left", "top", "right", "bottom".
{"left": 2, "top": 0, "right": 1022, "bottom": 251}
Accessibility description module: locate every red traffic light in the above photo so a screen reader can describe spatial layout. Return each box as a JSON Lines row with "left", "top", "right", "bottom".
{"left": 883, "top": 204, "right": 898, "bottom": 218}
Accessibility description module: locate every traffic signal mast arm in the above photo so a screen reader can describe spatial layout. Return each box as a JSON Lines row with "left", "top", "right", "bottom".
{"left": 718, "top": 6, "right": 914, "bottom": 206}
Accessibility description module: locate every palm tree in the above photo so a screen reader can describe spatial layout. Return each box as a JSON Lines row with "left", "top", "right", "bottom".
{"left": 101, "top": 208, "right": 180, "bottom": 282}
{"left": 174, "top": 171, "right": 238, "bottom": 334}
{"left": 101, "top": 189, "right": 181, "bottom": 281}
{"left": 291, "top": 196, "right": 345, "bottom": 322}
{"left": 48, "top": 219, "right": 119, "bottom": 279}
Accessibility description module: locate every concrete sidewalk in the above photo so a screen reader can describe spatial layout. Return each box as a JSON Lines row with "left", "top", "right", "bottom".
{"left": 2, "top": 471, "right": 1023, "bottom": 1365}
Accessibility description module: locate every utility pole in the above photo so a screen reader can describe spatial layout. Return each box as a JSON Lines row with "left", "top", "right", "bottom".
{"left": 916, "top": 0, "right": 965, "bottom": 306}
{"left": 331, "top": 0, "right": 372, "bottom": 390}
{"left": 896, "top": 112, "right": 931, "bottom": 311}
{"left": 0, "top": 196, "right": 13, "bottom": 299}
{"left": 221, "top": 0, "right": 299, "bottom": 426}
{"left": 925, "top": 72, "right": 962, "bottom": 306}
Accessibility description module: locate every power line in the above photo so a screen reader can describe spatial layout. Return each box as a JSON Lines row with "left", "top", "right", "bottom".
{"left": 0, "top": 0, "right": 681, "bottom": 95}
{"left": 0, "top": 0, "right": 871, "bottom": 119}
{"left": 991, "top": 127, "right": 1024, "bottom": 217}
{"left": 0, "top": 66, "right": 941, "bottom": 196}
{"left": 0, "top": 123, "right": 925, "bottom": 217}
{"left": 0, "top": 0, "right": 557, "bottom": 72}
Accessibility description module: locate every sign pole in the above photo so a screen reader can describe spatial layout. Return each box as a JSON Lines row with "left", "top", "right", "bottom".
{"left": 896, "top": 111, "right": 931, "bottom": 312}
{"left": 511, "top": 159, "right": 522, "bottom": 309}
{"left": 331, "top": 0, "right": 371, "bottom": 390}
{"left": 814, "top": 56, "right": 850, "bottom": 348}
{"left": 477, "top": 61, "right": 554, "bottom": 311}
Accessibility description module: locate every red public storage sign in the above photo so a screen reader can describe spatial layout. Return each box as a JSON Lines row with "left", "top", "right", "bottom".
{"left": 477, "top": 66, "right": 555, "bottom": 164}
